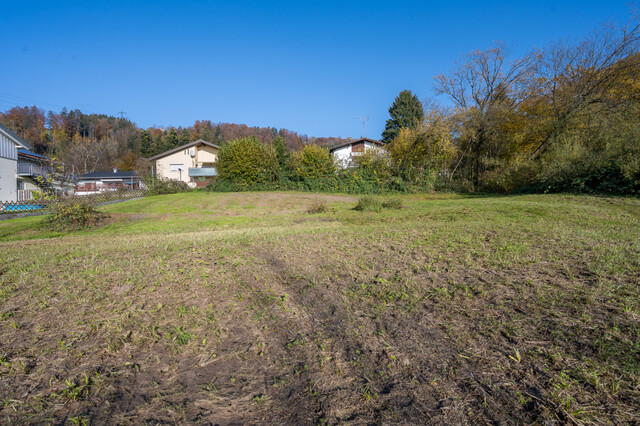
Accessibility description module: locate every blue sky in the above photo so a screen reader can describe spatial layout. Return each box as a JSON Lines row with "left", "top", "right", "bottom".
{"left": 0, "top": 1, "right": 633, "bottom": 139}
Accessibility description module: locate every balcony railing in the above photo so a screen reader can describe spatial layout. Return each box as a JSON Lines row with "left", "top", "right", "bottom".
{"left": 18, "top": 161, "right": 51, "bottom": 177}
{"left": 17, "top": 189, "right": 33, "bottom": 202}
{"left": 188, "top": 167, "right": 217, "bottom": 177}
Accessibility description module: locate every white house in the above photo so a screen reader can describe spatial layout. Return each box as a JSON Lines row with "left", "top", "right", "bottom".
{"left": 0, "top": 123, "right": 33, "bottom": 202}
{"left": 75, "top": 169, "right": 145, "bottom": 195}
{"left": 329, "top": 137, "right": 386, "bottom": 169}
{"left": 149, "top": 139, "right": 220, "bottom": 187}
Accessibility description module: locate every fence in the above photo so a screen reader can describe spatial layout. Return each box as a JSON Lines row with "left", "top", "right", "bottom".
{"left": 0, "top": 200, "right": 49, "bottom": 213}
{"left": 1, "top": 189, "right": 149, "bottom": 215}
{"left": 17, "top": 189, "right": 33, "bottom": 202}
{"left": 76, "top": 189, "right": 148, "bottom": 205}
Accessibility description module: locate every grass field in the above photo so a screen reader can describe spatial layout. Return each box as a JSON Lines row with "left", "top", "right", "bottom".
{"left": 1, "top": 191, "right": 639, "bottom": 424}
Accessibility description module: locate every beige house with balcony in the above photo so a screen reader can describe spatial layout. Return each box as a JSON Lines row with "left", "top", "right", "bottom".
{"left": 149, "top": 139, "right": 220, "bottom": 187}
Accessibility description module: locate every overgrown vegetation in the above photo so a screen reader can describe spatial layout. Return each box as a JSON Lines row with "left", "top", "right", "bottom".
{"left": 353, "top": 196, "right": 382, "bottom": 212}
{"left": 148, "top": 177, "right": 190, "bottom": 195}
{"left": 42, "top": 197, "right": 109, "bottom": 230}
{"left": 306, "top": 199, "right": 328, "bottom": 214}
{"left": 208, "top": 145, "right": 434, "bottom": 194}
{"left": 429, "top": 19, "right": 640, "bottom": 194}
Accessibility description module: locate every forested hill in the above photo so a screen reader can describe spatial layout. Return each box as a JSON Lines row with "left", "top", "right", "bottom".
{"left": 0, "top": 106, "right": 350, "bottom": 173}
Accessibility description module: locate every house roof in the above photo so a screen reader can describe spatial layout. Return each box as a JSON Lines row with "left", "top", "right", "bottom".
{"left": 329, "top": 137, "right": 385, "bottom": 152}
{"left": 18, "top": 148, "right": 50, "bottom": 161}
{"left": 148, "top": 139, "right": 220, "bottom": 160}
{"left": 78, "top": 171, "right": 139, "bottom": 180}
{"left": 0, "top": 122, "right": 33, "bottom": 150}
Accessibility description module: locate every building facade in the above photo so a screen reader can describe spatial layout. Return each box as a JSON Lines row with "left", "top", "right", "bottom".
{"left": 75, "top": 170, "right": 145, "bottom": 195}
{"left": 149, "top": 139, "right": 219, "bottom": 186}
{"left": 0, "top": 123, "right": 33, "bottom": 202}
{"left": 329, "top": 137, "right": 386, "bottom": 169}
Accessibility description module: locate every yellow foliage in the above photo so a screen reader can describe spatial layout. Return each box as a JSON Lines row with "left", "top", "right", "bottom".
{"left": 389, "top": 110, "right": 457, "bottom": 175}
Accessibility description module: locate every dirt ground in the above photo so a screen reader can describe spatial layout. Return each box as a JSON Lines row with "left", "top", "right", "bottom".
{"left": 1, "top": 192, "right": 639, "bottom": 424}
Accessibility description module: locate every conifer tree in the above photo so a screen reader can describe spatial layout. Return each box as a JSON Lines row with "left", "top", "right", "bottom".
{"left": 381, "top": 90, "right": 424, "bottom": 144}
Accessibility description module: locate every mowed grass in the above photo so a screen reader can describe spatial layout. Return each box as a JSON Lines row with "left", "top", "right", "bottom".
{"left": 0, "top": 191, "right": 639, "bottom": 424}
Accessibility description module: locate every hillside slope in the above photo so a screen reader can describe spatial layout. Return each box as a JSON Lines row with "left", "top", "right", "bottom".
{"left": 1, "top": 192, "right": 639, "bottom": 424}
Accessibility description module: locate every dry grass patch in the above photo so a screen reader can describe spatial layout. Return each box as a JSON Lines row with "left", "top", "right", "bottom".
{"left": 0, "top": 192, "right": 638, "bottom": 424}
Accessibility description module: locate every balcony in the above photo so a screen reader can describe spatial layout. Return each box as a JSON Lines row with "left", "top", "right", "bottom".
{"left": 188, "top": 167, "right": 217, "bottom": 177}
{"left": 18, "top": 161, "right": 50, "bottom": 178}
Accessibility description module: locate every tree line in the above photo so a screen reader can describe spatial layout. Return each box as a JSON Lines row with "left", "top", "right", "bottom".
{"left": 0, "top": 107, "right": 349, "bottom": 175}
{"left": 3, "top": 14, "right": 638, "bottom": 195}
{"left": 382, "top": 16, "right": 640, "bottom": 194}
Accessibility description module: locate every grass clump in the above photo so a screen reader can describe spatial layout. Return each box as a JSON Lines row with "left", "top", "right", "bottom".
{"left": 382, "top": 199, "right": 403, "bottom": 209}
{"left": 43, "top": 198, "right": 109, "bottom": 231}
{"left": 354, "top": 196, "right": 402, "bottom": 212}
{"left": 307, "top": 200, "right": 328, "bottom": 214}
{"left": 354, "top": 196, "right": 383, "bottom": 212}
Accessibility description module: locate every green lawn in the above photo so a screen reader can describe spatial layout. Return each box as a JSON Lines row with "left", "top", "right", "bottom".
{"left": 1, "top": 192, "right": 639, "bottom": 424}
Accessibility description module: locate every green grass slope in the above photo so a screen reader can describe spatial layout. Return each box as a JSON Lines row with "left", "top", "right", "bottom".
{"left": 1, "top": 192, "right": 639, "bottom": 424}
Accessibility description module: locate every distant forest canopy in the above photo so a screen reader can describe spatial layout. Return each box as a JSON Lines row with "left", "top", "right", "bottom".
{"left": 0, "top": 106, "right": 350, "bottom": 173}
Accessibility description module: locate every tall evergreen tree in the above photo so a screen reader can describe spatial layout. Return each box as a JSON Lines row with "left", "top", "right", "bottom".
{"left": 381, "top": 90, "right": 424, "bottom": 144}
{"left": 180, "top": 128, "right": 190, "bottom": 145}
{"left": 214, "top": 125, "right": 224, "bottom": 145}
{"left": 140, "top": 130, "right": 154, "bottom": 157}
{"left": 164, "top": 128, "right": 180, "bottom": 151}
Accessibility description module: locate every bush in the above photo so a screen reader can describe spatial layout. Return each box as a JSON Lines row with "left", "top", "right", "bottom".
{"left": 354, "top": 196, "right": 383, "bottom": 212}
{"left": 291, "top": 145, "right": 335, "bottom": 181}
{"left": 382, "top": 199, "right": 403, "bottom": 209}
{"left": 150, "top": 178, "right": 190, "bottom": 195}
{"left": 43, "top": 198, "right": 109, "bottom": 231}
{"left": 307, "top": 200, "right": 328, "bottom": 214}
{"left": 217, "top": 136, "right": 279, "bottom": 186}
{"left": 353, "top": 149, "right": 392, "bottom": 180}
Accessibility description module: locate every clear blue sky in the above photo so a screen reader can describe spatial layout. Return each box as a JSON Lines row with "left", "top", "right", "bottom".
{"left": 0, "top": 1, "right": 633, "bottom": 139}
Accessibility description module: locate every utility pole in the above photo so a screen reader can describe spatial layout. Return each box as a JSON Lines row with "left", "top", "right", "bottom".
{"left": 117, "top": 111, "right": 127, "bottom": 119}
{"left": 355, "top": 115, "right": 369, "bottom": 138}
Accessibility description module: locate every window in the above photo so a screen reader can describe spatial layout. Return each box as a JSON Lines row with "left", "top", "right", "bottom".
{"left": 170, "top": 164, "right": 183, "bottom": 172}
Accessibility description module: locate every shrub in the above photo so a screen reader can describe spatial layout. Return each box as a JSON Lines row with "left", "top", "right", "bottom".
{"left": 353, "top": 149, "right": 392, "bottom": 180}
{"left": 150, "top": 178, "right": 189, "bottom": 195}
{"left": 382, "top": 199, "right": 403, "bottom": 209}
{"left": 307, "top": 200, "right": 328, "bottom": 214}
{"left": 292, "top": 145, "right": 335, "bottom": 181}
{"left": 43, "top": 198, "right": 109, "bottom": 231}
{"left": 354, "top": 196, "right": 382, "bottom": 212}
{"left": 389, "top": 117, "right": 457, "bottom": 185}
{"left": 217, "top": 136, "right": 279, "bottom": 186}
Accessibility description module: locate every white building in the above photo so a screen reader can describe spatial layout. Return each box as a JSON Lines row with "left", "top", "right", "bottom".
{"left": 0, "top": 123, "right": 33, "bottom": 202}
{"left": 75, "top": 170, "right": 145, "bottom": 195}
{"left": 329, "top": 137, "right": 386, "bottom": 169}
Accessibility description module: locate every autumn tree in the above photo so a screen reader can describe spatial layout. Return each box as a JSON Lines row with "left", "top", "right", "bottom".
{"left": 389, "top": 108, "right": 457, "bottom": 183}
{"left": 434, "top": 42, "right": 539, "bottom": 187}
{"left": 62, "top": 135, "right": 116, "bottom": 174}
{"left": 530, "top": 17, "right": 640, "bottom": 158}
{"left": 381, "top": 90, "right": 424, "bottom": 144}
{"left": 0, "top": 106, "right": 46, "bottom": 152}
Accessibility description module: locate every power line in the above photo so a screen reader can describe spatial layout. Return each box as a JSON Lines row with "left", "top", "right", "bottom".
{"left": 0, "top": 90, "right": 103, "bottom": 116}
{"left": 0, "top": 91, "right": 67, "bottom": 110}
